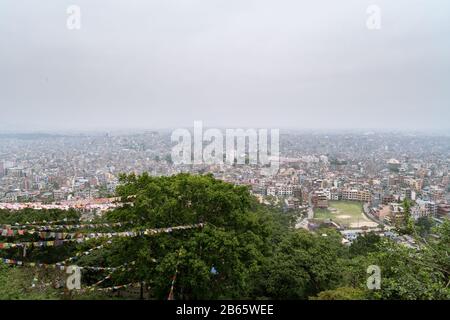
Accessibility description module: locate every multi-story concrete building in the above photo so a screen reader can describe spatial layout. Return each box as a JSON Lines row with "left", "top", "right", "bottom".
{"left": 312, "top": 190, "right": 328, "bottom": 208}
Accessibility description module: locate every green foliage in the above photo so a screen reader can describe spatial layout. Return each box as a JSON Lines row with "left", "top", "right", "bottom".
{"left": 251, "top": 229, "right": 345, "bottom": 299}
{"left": 349, "top": 232, "right": 382, "bottom": 257}
{"left": 310, "top": 287, "right": 367, "bottom": 300}
{"left": 398, "top": 199, "right": 415, "bottom": 235}
{"left": 416, "top": 217, "right": 435, "bottom": 237}
{"left": 0, "top": 173, "right": 449, "bottom": 300}
{"left": 0, "top": 265, "right": 58, "bottom": 300}
{"left": 0, "top": 208, "right": 80, "bottom": 225}
{"left": 366, "top": 238, "right": 449, "bottom": 300}
{"left": 104, "top": 173, "right": 273, "bottom": 299}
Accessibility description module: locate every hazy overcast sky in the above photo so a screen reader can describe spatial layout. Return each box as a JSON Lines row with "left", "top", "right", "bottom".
{"left": 0, "top": 0, "right": 449, "bottom": 132}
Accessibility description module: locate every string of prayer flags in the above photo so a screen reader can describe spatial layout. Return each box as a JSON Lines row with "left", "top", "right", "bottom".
{"left": 62, "top": 240, "right": 113, "bottom": 264}
{"left": 0, "top": 221, "right": 135, "bottom": 238}
{"left": 0, "top": 228, "right": 78, "bottom": 239}
{"left": 0, "top": 238, "right": 79, "bottom": 249}
{"left": 89, "top": 274, "right": 112, "bottom": 288}
{"left": 167, "top": 248, "right": 184, "bottom": 300}
{"left": 143, "top": 223, "right": 205, "bottom": 236}
{"left": 0, "top": 257, "right": 132, "bottom": 271}
{"left": 0, "top": 223, "right": 206, "bottom": 249}
{"left": 72, "top": 282, "right": 141, "bottom": 293}
{"left": 83, "top": 262, "right": 138, "bottom": 289}
{"left": 20, "top": 221, "right": 132, "bottom": 231}
{"left": 1, "top": 218, "right": 81, "bottom": 229}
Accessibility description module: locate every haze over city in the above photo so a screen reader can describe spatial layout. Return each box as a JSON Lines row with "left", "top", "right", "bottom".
{"left": 1, "top": 0, "right": 449, "bottom": 132}
{"left": 1, "top": 0, "right": 450, "bottom": 307}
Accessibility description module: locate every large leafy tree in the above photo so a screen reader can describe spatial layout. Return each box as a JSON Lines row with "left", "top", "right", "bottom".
{"left": 349, "top": 232, "right": 382, "bottom": 257}
{"left": 99, "top": 173, "right": 274, "bottom": 299}
{"left": 355, "top": 220, "right": 450, "bottom": 300}
{"left": 251, "top": 228, "right": 345, "bottom": 299}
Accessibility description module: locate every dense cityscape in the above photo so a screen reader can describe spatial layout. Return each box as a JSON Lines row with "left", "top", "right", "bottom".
{"left": 1, "top": 0, "right": 449, "bottom": 309}
{"left": 1, "top": 131, "right": 449, "bottom": 248}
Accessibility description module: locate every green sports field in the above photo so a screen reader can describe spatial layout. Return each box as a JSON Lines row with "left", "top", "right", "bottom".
{"left": 313, "top": 200, "right": 376, "bottom": 228}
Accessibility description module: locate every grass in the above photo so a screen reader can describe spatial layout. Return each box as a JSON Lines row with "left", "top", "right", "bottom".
{"left": 313, "top": 200, "right": 370, "bottom": 228}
